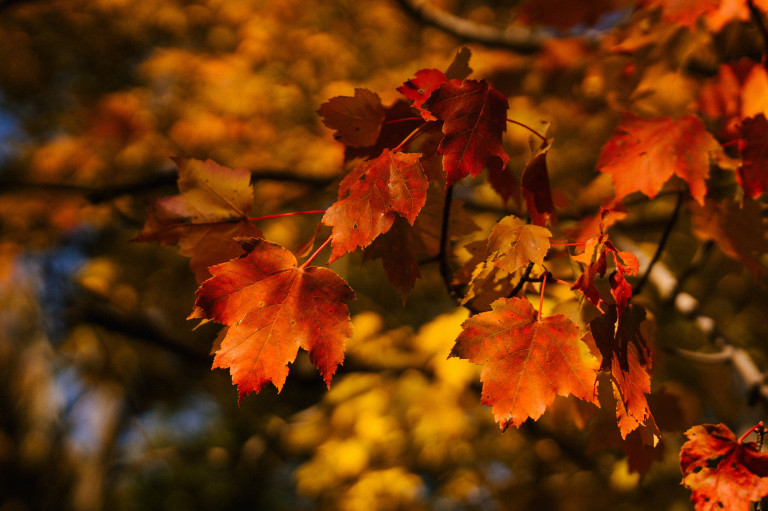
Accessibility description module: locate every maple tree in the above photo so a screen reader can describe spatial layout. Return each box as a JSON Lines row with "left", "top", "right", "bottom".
{"left": 5, "top": 0, "right": 768, "bottom": 509}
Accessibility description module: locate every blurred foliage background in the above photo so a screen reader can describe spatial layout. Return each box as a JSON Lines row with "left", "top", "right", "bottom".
{"left": 2, "top": 0, "right": 768, "bottom": 509}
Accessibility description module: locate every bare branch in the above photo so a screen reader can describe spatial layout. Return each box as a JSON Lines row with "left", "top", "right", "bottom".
{"left": 0, "top": 169, "right": 334, "bottom": 203}
{"left": 394, "top": 0, "right": 549, "bottom": 53}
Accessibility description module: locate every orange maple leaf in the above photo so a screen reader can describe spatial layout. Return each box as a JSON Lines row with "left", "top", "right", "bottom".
{"left": 323, "top": 149, "right": 428, "bottom": 263}
{"left": 681, "top": 423, "right": 768, "bottom": 511}
{"left": 639, "top": 0, "right": 768, "bottom": 31}
{"left": 572, "top": 233, "right": 639, "bottom": 314}
{"left": 318, "top": 88, "right": 386, "bottom": 148}
{"left": 189, "top": 238, "right": 355, "bottom": 399}
{"left": 597, "top": 113, "right": 726, "bottom": 205}
{"left": 586, "top": 306, "right": 654, "bottom": 438}
{"left": 424, "top": 79, "right": 509, "bottom": 187}
{"left": 486, "top": 215, "right": 551, "bottom": 274}
{"left": 450, "top": 297, "right": 599, "bottom": 430}
{"left": 134, "top": 158, "right": 262, "bottom": 282}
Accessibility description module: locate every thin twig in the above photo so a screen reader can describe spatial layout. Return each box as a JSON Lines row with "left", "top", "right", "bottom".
{"left": 632, "top": 191, "right": 683, "bottom": 296}
{"left": 509, "top": 261, "right": 535, "bottom": 298}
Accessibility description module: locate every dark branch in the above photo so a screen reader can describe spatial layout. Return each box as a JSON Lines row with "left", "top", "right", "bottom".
{"left": 508, "top": 261, "right": 535, "bottom": 298}
{"left": 394, "top": 0, "right": 549, "bottom": 53}
{"left": 70, "top": 291, "right": 211, "bottom": 364}
{"left": 632, "top": 191, "right": 683, "bottom": 296}
{"left": 438, "top": 185, "right": 459, "bottom": 300}
{"left": 0, "top": 170, "right": 335, "bottom": 203}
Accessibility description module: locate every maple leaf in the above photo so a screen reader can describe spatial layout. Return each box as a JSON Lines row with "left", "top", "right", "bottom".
{"left": 486, "top": 215, "right": 551, "bottom": 274}
{"left": 322, "top": 149, "right": 428, "bottom": 263}
{"left": 690, "top": 198, "right": 768, "bottom": 275}
{"left": 189, "top": 238, "right": 355, "bottom": 399}
{"left": 343, "top": 100, "right": 426, "bottom": 162}
{"left": 737, "top": 114, "right": 768, "bottom": 199}
{"left": 572, "top": 234, "right": 639, "bottom": 313}
{"left": 318, "top": 88, "right": 386, "bottom": 148}
{"left": 450, "top": 297, "right": 599, "bottom": 430}
{"left": 134, "top": 158, "right": 262, "bottom": 282}
{"left": 521, "top": 141, "right": 556, "bottom": 226}
{"left": 398, "top": 69, "right": 448, "bottom": 121}
{"left": 444, "top": 46, "right": 473, "bottom": 81}
{"left": 424, "top": 79, "right": 510, "bottom": 187}
{"left": 487, "top": 160, "right": 521, "bottom": 206}
{"left": 586, "top": 305, "right": 654, "bottom": 438}
{"left": 363, "top": 216, "right": 422, "bottom": 300}
{"left": 639, "top": 0, "right": 768, "bottom": 31}
{"left": 681, "top": 423, "right": 768, "bottom": 511}
{"left": 364, "top": 182, "right": 479, "bottom": 300}
{"left": 597, "top": 113, "right": 726, "bottom": 205}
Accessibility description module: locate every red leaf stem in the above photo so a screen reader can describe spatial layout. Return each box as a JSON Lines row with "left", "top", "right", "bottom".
{"left": 248, "top": 210, "right": 326, "bottom": 222}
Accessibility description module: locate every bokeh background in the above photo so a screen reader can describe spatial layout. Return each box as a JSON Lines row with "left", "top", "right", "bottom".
{"left": 2, "top": 0, "right": 768, "bottom": 509}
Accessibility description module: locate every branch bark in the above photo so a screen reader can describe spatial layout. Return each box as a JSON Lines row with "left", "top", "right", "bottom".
{"left": 394, "top": 0, "right": 549, "bottom": 52}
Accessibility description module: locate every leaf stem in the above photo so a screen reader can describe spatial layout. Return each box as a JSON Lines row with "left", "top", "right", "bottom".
{"left": 538, "top": 272, "right": 547, "bottom": 320}
{"left": 393, "top": 122, "right": 429, "bottom": 152}
{"left": 300, "top": 235, "right": 333, "bottom": 269}
{"left": 632, "top": 191, "right": 683, "bottom": 296}
{"left": 248, "top": 210, "right": 325, "bottom": 222}
{"left": 739, "top": 421, "right": 765, "bottom": 444}
{"left": 383, "top": 116, "right": 422, "bottom": 124}
{"left": 550, "top": 241, "right": 586, "bottom": 247}
{"left": 507, "top": 118, "right": 547, "bottom": 145}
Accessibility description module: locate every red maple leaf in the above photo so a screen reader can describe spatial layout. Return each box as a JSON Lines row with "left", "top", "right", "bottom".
{"left": 398, "top": 69, "right": 448, "bottom": 121}
{"left": 681, "top": 423, "right": 768, "bottom": 511}
{"left": 134, "top": 158, "right": 262, "bottom": 282}
{"left": 343, "top": 100, "right": 426, "bottom": 162}
{"left": 587, "top": 306, "right": 654, "bottom": 438}
{"left": 424, "top": 79, "right": 510, "bottom": 187}
{"left": 450, "top": 297, "right": 599, "bottom": 430}
{"left": 363, "top": 216, "right": 423, "bottom": 300}
{"left": 737, "top": 114, "right": 768, "bottom": 199}
{"left": 322, "top": 149, "right": 428, "bottom": 263}
{"left": 572, "top": 234, "right": 639, "bottom": 313}
{"left": 318, "top": 88, "right": 386, "bottom": 148}
{"left": 189, "top": 238, "right": 355, "bottom": 399}
{"left": 521, "top": 141, "right": 556, "bottom": 226}
{"left": 364, "top": 182, "right": 479, "bottom": 300}
{"left": 597, "top": 113, "right": 726, "bottom": 205}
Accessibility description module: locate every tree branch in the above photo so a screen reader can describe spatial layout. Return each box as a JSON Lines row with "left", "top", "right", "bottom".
{"left": 438, "top": 185, "right": 460, "bottom": 300}
{"left": 0, "top": 170, "right": 334, "bottom": 203}
{"left": 632, "top": 191, "right": 683, "bottom": 296}
{"left": 394, "top": 0, "right": 549, "bottom": 53}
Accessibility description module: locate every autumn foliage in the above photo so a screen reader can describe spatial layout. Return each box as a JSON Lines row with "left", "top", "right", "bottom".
{"left": 8, "top": 0, "right": 768, "bottom": 508}
{"left": 128, "top": 0, "right": 768, "bottom": 499}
